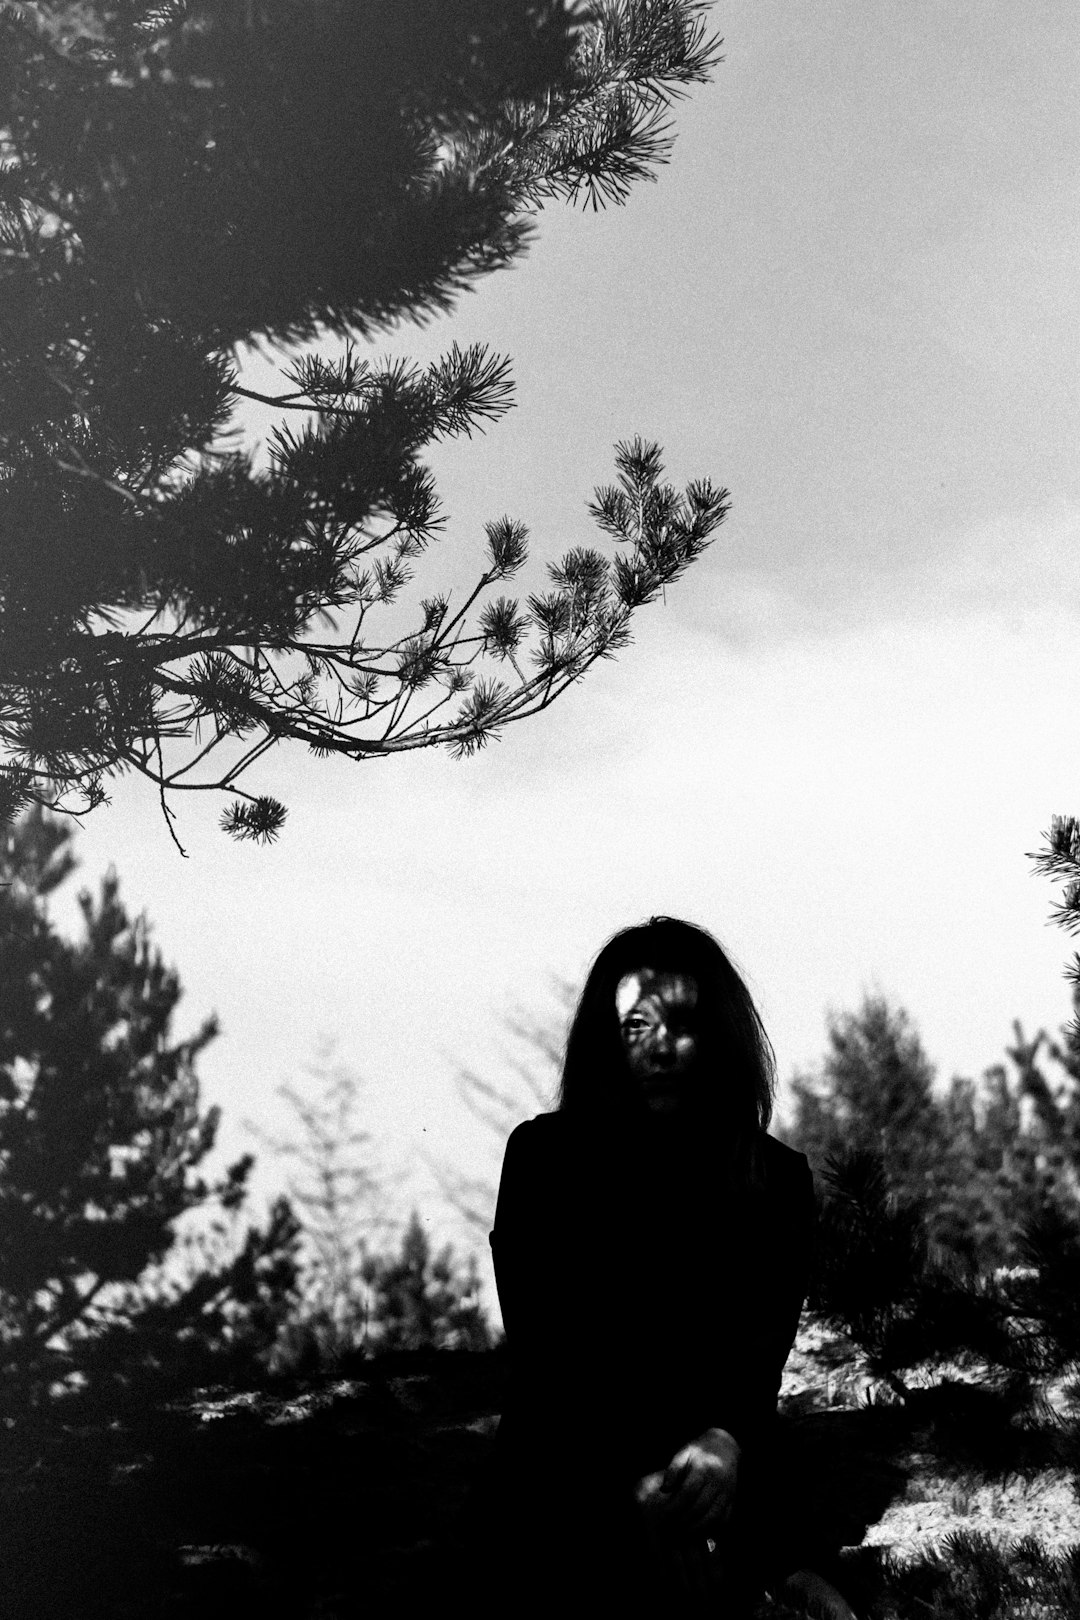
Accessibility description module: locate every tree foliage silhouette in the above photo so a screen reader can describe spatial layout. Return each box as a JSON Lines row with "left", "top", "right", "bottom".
{"left": 361, "top": 1209, "right": 491, "bottom": 1353}
{"left": 784, "top": 997, "right": 939, "bottom": 1192}
{"left": 252, "top": 1058, "right": 492, "bottom": 1364}
{"left": 782, "top": 994, "right": 1080, "bottom": 1275}
{"left": 0, "top": 806, "right": 299, "bottom": 1403}
{"left": 248, "top": 1050, "right": 395, "bottom": 1367}
{"left": 807, "top": 1147, "right": 1026, "bottom": 1403}
{"left": 1031, "top": 815, "right": 1080, "bottom": 1038}
{"left": 0, "top": 0, "right": 728, "bottom": 846}
{"left": 773, "top": 998, "right": 1080, "bottom": 1620}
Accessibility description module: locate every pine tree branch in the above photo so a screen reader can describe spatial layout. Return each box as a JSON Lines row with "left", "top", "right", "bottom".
{"left": 0, "top": 2, "right": 726, "bottom": 843}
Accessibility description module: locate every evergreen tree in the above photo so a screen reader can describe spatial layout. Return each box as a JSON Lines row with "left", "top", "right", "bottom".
{"left": 0, "top": 0, "right": 728, "bottom": 846}
{"left": 783, "top": 996, "right": 943, "bottom": 1206}
{"left": 250, "top": 1049, "right": 393, "bottom": 1366}
{"left": 0, "top": 806, "right": 298, "bottom": 1401}
{"left": 807, "top": 1147, "right": 1027, "bottom": 1402}
{"left": 1005, "top": 1014, "right": 1080, "bottom": 1204}
{"left": 782, "top": 995, "right": 1080, "bottom": 1275}
{"left": 1031, "top": 814, "right": 1080, "bottom": 1040}
{"left": 780, "top": 1000, "right": 1080, "bottom": 1620}
{"left": 254, "top": 1058, "right": 491, "bottom": 1362}
{"left": 927, "top": 1063, "right": 1032, "bottom": 1274}
{"left": 361, "top": 1209, "right": 491, "bottom": 1352}
{"left": 930, "top": 1024, "right": 1080, "bottom": 1275}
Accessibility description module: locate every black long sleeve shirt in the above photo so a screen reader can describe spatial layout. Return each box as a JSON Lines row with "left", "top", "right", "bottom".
{"left": 490, "top": 1111, "right": 816, "bottom": 1493}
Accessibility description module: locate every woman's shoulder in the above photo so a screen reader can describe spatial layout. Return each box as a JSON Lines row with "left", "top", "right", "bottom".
{"left": 495, "top": 1113, "right": 591, "bottom": 1229}
{"left": 506, "top": 1116, "right": 814, "bottom": 1193}
{"left": 509, "top": 1110, "right": 563, "bottom": 1134}
{"left": 505, "top": 1110, "right": 574, "bottom": 1157}
{"left": 758, "top": 1132, "right": 815, "bottom": 1201}
{"left": 504, "top": 1110, "right": 604, "bottom": 1179}
{"left": 760, "top": 1132, "right": 811, "bottom": 1173}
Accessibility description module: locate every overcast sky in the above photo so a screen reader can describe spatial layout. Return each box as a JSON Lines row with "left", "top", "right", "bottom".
{"left": 50, "top": 0, "right": 1080, "bottom": 1309}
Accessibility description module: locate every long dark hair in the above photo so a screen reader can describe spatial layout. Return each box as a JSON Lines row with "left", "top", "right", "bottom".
{"left": 557, "top": 916, "right": 776, "bottom": 1187}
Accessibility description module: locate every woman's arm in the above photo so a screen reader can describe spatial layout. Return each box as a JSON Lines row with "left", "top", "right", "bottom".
{"left": 490, "top": 1118, "right": 550, "bottom": 1347}
{"left": 632, "top": 1150, "right": 817, "bottom": 1536}
{"left": 712, "top": 1152, "right": 818, "bottom": 1452}
{"left": 491, "top": 1117, "right": 589, "bottom": 1389}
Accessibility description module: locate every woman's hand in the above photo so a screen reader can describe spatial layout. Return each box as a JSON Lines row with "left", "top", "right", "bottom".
{"left": 633, "top": 1426, "right": 740, "bottom": 1536}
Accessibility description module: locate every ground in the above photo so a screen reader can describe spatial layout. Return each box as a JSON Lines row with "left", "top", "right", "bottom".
{"left": 2, "top": 1323, "right": 1078, "bottom": 1616}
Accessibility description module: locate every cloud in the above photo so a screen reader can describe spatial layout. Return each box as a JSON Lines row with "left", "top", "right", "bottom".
{"left": 680, "top": 500, "right": 1080, "bottom": 645}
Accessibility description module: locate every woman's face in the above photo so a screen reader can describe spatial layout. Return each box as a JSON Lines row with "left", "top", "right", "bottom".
{"left": 615, "top": 967, "right": 700, "bottom": 1114}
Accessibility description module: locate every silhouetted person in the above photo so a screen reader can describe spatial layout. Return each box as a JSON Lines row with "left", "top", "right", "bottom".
{"left": 488, "top": 917, "right": 857, "bottom": 1616}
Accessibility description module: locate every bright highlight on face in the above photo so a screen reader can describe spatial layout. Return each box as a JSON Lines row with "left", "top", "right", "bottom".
{"left": 615, "top": 968, "right": 700, "bottom": 1113}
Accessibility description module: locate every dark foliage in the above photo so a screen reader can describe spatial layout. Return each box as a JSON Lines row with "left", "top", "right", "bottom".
{"left": 1007, "top": 1195, "right": 1080, "bottom": 1381}
{"left": 0, "top": 0, "right": 727, "bottom": 843}
{"left": 807, "top": 1147, "right": 1042, "bottom": 1402}
{"left": 1, "top": 1345, "right": 1075, "bottom": 1619}
{"left": 0, "top": 806, "right": 300, "bottom": 1409}
{"left": 794, "top": 1141, "right": 1080, "bottom": 1618}
{"left": 772, "top": 992, "right": 1080, "bottom": 1615}
{"left": 359, "top": 1209, "right": 491, "bottom": 1353}
{"left": 272, "top": 1211, "right": 494, "bottom": 1371}
{"left": 1032, "top": 814, "right": 1080, "bottom": 1038}
{"left": 782, "top": 994, "right": 1080, "bottom": 1275}
{"left": 784, "top": 999, "right": 938, "bottom": 1189}
{"left": 0, "top": 1350, "right": 507, "bottom": 1619}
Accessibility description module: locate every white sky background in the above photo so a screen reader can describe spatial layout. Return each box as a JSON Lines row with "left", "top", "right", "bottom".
{"left": 49, "top": 1, "right": 1080, "bottom": 1315}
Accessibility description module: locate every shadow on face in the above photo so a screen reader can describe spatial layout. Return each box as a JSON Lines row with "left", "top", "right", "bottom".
{"left": 615, "top": 968, "right": 700, "bottom": 1115}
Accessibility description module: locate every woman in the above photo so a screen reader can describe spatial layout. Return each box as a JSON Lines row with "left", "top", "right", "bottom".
{"left": 488, "top": 917, "right": 856, "bottom": 1616}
